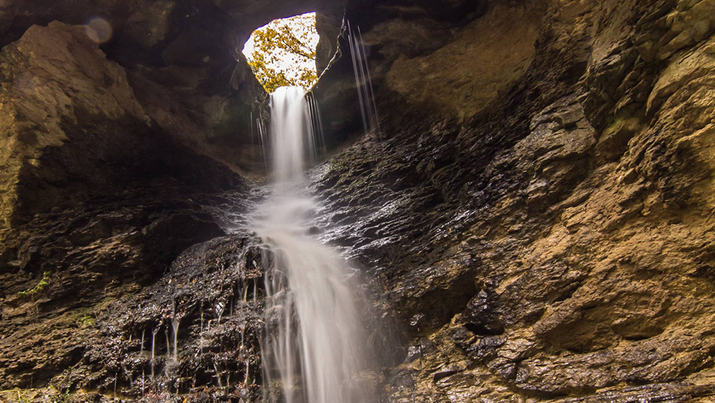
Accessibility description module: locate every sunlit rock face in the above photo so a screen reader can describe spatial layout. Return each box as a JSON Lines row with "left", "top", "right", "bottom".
{"left": 0, "top": 21, "right": 149, "bottom": 230}
{"left": 312, "top": 0, "right": 715, "bottom": 401}
{"left": 382, "top": 2, "right": 542, "bottom": 122}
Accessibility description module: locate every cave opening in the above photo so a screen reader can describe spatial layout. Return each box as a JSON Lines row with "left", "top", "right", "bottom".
{"left": 242, "top": 12, "right": 320, "bottom": 94}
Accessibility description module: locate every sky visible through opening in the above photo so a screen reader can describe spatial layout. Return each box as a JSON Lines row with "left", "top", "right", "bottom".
{"left": 242, "top": 13, "right": 320, "bottom": 92}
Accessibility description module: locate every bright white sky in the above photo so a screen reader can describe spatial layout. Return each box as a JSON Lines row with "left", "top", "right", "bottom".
{"left": 242, "top": 12, "right": 320, "bottom": 84}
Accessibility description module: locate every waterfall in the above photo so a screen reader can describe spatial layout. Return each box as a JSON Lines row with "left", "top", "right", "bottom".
{"left": 268, "top": 86, "right": 316, "bottom": 184}
{"left": 253, "top": 86, "right": 372, "bottom": 403}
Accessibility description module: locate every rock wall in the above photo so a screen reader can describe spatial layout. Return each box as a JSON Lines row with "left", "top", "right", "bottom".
{"left": 0, "top": 22, "right": 149, "bottom": 230}
{"left": 313, "top": 0, "right": 715, "bottom": 401}
{"left": 0, "top": 22, "right": 249, "bottom": 396}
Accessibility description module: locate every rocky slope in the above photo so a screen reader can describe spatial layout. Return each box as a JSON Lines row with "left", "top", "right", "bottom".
{"left": 1, "top": 0, "right": 715, "bottom": 402}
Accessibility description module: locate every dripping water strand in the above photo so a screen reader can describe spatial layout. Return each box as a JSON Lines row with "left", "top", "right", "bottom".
{"left": 256, "top": 115, "right": 268, "bottom": 170}
{"left": 250, "top": 110, "right": 255, "bottom": 158}
{"left": 346, "top": 20, "right": 381, "bottom": 138}
{"left": 250, "top": 109, "right": 269, "bottom": 171}
{"left": 306, "top": 92, "right": 327, "bottom": 158}
{"left": 151, "top": 327, "right": 159, "bottom": 380}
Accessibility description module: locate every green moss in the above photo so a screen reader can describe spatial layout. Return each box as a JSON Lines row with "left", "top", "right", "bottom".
{"left": 51, "top": 389, "right": 72, "bottom": 403}
{"left": 78, "top": 314, "right": 96, "bottom": 328}
{"left": 17, "top": 271, "right": 51, "bottom": 298}
{"left": 14, "top": 390, "right": 32, "bottom": 403}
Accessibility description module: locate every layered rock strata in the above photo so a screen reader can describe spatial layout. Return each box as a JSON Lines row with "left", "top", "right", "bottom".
{"left": 313, "top": 0, "right": 715, "bottom": 401}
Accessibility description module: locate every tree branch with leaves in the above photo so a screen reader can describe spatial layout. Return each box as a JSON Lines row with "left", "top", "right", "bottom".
{"left": 244, "top": 14, "right": 319, "bottom": 93}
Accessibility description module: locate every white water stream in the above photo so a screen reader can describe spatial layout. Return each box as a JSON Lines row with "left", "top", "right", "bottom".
{"left": 253, "top": 87, "right": 372, "bottom": 403}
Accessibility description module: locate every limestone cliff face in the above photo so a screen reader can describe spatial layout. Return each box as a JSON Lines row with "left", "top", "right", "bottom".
{"left": 0, "top": 22, "right": 149, "bottom": 231}
{"left": 314, "top": 0, "right": 715, "bottom": 401}
{"left": 1, "top": 0, "right": 715, "bottom": 402}
{"left": 0, "top": 21, "right": 247, "bottom": 396}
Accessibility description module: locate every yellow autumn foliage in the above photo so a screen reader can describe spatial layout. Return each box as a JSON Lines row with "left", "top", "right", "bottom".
{"left": 245, "top": 14, "right": 319, "bottom": 93}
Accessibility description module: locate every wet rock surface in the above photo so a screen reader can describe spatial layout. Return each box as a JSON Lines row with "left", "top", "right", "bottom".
{"left": 0, "top": 15, "right": 257, "bottom": 403}
{"left": 0, "top": 187, "right": 255, "bottom": 394}
{"left": 309, "top": 0, "right": 715, "bottom": 401}
{"left": 80, "top": 234, "right": 265, "bottom": 401}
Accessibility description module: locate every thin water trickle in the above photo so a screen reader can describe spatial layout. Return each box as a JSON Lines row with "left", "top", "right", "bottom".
{"left": 347, "top": 21, "right": 381, "bottom": 137}
{"left": 253, "top": 86, "right": 373, "bottom": 403}
{"left": 257, "top": 116, "right": 269, "bottom": 170}
{"left": 164, "top": 328, "right": 170, "bottom": 361}
{"left": 306, "top": 92, "right": 327, "bottom": 157}
{"left": 171, "top": 317, "right": 180, "bottom": 362}
{"left": 151, "top": 327, "right": 159, "bottom": 380}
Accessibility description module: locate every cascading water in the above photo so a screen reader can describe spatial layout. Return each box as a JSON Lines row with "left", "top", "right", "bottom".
{"left": 253, "top": 86, "right": 373, "bottom": 403}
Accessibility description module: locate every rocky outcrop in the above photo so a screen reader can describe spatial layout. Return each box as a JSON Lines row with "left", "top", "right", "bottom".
{"left": 0, "top": 21, "right": 150, "bottom": 230}
{"left": 312, "top": 0, "right": 715, "bottom": 401}
{"left": 0, "top": 21, "right": 247, "bottom": 229}
{"left": 0, "top": 19, "right": 249, "bottom": 400}
{"left": 382, "top": 1, "right": 541, "bottom": 123}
